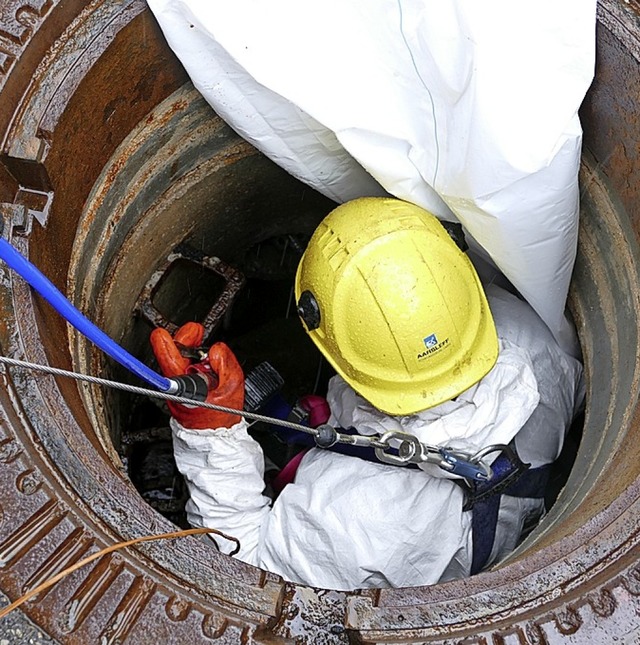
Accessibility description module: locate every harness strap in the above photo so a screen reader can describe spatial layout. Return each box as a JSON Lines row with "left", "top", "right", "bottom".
{"left": 467, "top": 452, "right": 551, "bottom": 574}
{"left": 470, "top": 494, "right": 501, "bottom": 574}
{"left": 462, "top": 447, "right": 531, "bottom": 512}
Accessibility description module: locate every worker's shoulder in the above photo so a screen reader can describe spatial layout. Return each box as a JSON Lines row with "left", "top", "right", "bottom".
{"left": 485, "top": 284, "right": 583, "bottom": 396}
{"left": 484, "top": 284, "right": 563, "bottom": 355}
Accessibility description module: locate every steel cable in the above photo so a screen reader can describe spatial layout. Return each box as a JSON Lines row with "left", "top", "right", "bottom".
{"left": 0, "top": 354, "right": 315, "bottom": 434}
{"left": 0, "top": 354, "right": 492, "bottom": 477}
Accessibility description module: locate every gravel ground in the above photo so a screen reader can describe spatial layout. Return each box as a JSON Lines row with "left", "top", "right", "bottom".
{"left": 0, "top": 594, "right": 55, "bottom": 644}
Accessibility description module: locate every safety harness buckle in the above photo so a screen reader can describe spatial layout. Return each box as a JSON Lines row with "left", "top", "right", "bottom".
{"left": 462, "top": 443, "right": 531, "bottom": 512}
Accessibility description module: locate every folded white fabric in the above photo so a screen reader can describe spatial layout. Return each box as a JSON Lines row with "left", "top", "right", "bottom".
{"left": 328, "top": 338, "right": 540, "bottom": 467}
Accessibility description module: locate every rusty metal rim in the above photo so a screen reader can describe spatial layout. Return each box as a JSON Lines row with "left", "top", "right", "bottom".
{"left": 1, "top": 0, "right": 640, "bottom": 641}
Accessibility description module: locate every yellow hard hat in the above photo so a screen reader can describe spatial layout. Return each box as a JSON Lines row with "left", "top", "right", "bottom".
{"left": 295, "top": 197, "right": 499, "bottom": 416}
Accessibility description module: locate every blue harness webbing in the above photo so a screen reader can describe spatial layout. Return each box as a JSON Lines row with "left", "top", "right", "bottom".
{"left": 463, "top": 451, "right": 551, "bottom": 573}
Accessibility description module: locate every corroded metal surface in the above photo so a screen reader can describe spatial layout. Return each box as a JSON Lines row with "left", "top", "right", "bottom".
{"left": 584, "top": 0, "right": 640, "bottom": 239}
{"left": 0, "top": 239, "right": 285, "bottom": 641}
{"left": 0, "top": 0, "right": 640, "bottom": 643}
{"left": 136, "top": 245, "right": 246, "bottom": 341}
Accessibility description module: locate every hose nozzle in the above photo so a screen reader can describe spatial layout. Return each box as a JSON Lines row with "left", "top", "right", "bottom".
{"left": 168, "top": 373, "right": 212, "bottom": 402}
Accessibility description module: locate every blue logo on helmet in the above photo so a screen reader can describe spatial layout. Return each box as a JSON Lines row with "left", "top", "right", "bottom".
{"left": 423, "top": 334, "right": 438, "bottom": 348}
{"left": 417, "top": 333, "right": 450, "bottom": 360}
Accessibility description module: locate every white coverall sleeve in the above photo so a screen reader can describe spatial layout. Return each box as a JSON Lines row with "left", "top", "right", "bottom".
{"left": 171, "top": 418, "right": 272, "bottom": 561}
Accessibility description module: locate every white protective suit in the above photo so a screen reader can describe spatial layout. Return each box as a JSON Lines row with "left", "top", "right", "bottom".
{"left": 172, "top": 283, "right": 584, "bottom": 590}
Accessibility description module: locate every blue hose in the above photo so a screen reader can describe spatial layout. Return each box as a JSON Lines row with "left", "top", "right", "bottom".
{"left": 0, "top": 237, "right": 173, "bottom": 392}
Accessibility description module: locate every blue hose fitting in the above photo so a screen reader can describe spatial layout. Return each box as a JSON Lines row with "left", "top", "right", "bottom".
{"left": 169, "top": 373, "right": 210, "bottom": 402}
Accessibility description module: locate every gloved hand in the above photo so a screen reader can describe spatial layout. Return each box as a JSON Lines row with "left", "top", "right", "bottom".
{"left": 150, "top": 322, "right": 244, "bottom": 430}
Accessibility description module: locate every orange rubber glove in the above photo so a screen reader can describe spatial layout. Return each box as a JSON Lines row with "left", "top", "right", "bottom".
{"left": 150, "top": 322, "right": 245, "bottom": 430}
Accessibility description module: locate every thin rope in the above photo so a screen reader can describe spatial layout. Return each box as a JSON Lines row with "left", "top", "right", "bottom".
{"left": 0, "top": 355, "right": 314, "bottom": 434}
{"left": 0, "top": 526, "right": 240, "bottom": 620}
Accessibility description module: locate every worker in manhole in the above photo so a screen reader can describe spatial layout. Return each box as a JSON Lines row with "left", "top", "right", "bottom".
{"left": 150, "top": 197, "right": 584, "bottom": 591}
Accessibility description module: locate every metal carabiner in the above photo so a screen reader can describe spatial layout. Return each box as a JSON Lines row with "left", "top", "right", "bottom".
{"left": 441, "top": 443, "right": 521, "bottom": 482}
{"left": 470, "top": 443, "right": 515, "bottom": 465}
{"left": 439, "top": 448, "right": 493, "bottom": 481}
